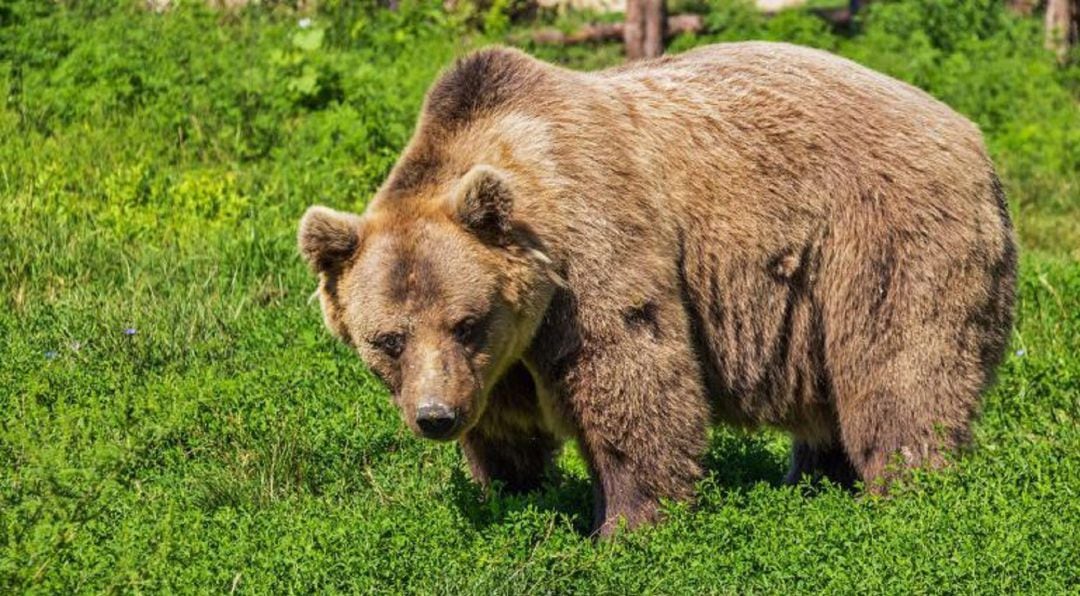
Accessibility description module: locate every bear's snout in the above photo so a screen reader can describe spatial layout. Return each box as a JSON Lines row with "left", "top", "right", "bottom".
{"left": 415, "top": 401, "right": 460, "bottom": 440}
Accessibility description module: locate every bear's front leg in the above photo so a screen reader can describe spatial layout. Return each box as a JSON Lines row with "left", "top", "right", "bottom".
{"left": 458, "top": 363, "right": 562, "bottom": 493}
{"left": 556, "top": 300, "right": 711, "bottom": 537}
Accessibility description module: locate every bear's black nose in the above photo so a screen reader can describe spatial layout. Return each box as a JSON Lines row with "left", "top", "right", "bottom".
{"left": 416, "top": 402, "right": 458, "bottom": 439}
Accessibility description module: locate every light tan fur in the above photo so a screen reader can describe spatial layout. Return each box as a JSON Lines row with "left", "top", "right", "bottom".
{"left": 298, "top": 42, "right": 1016, "bottom": 536}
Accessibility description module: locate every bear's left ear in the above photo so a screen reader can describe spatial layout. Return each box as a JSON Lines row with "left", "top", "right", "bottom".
{"left": 450, "top": 165, "right": 514, "bottom": 244}
{"left": 298, "top": 205, "right": 364, "bottom": 275}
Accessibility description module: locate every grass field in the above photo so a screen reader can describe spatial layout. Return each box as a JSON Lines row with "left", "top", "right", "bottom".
{"left": 2, "top": 0, "right": 1078, "bottom": 592}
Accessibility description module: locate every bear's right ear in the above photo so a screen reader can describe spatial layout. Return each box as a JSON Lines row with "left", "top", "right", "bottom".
{"left": 450, "top": 165, "right": 515, "bottom": 244}
{"left": 298, "top": 206, "right": 363, "bottom": 274}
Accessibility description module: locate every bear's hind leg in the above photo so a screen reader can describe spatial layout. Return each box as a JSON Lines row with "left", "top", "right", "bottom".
{"left": 822, "top": 216, "right": 1010, "bottom": 492}
{"left": 830, "top": 344, "right": 979, "bottom": 492}
{"left": 829, "top": 342, "right": 977, "bottom": 492}
{"left": 834, "top": 396, "right": 960, "bottom": 493}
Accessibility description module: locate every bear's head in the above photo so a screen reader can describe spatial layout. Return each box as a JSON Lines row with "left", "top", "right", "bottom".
{"left": 298, "top": 165, "right": 560, "bottom": 441}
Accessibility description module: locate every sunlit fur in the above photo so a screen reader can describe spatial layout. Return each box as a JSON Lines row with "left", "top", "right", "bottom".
{"left": 300, "top": 42, "right": 1016, "bottom": 536}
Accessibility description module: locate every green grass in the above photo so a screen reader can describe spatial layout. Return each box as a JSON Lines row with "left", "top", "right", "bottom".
{"left": 2, "top": 0, "right": 1078, "bottom": 592}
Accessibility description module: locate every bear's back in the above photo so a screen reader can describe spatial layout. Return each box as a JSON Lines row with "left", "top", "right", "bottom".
{"left": 595, "top": 42, "right": 979, "bottom": 142}
{"left": 566, "top": 42, "right": 997, "bottom": 242}
{"left": 386, "top": 42, "right": 1000, "bottom": 248}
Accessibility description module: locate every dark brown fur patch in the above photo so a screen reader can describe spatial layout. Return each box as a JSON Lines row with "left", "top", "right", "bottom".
{"left": 425, "top": 48, "right": 543, "bottom": 131}
{"left": 387, "top": 250, "right": 442, "bottom": 306}
{"left": 869, "top": 244, "right": 896, "bottom": 320}
{"left": 384, "top": 49, "right": 545, "bottom": 196}
{"left": 622, "top": 301, "right": 661, "bottom": 339}
{"left": 989, "top": 171, "right": 1012, "bottom": 231}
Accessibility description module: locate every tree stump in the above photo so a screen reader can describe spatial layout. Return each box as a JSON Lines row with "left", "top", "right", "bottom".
{"left": 623, "top": 0, "right": 666, "bottom": 59}
{"left": 1045, "top": 0, "right": 1080, "bottom": 62}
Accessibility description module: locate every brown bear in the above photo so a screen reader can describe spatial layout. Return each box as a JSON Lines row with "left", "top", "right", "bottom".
{"left": 298, "top": 42, "right": 1016, "bottom": 536}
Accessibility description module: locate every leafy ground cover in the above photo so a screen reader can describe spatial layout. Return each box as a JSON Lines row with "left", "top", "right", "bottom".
{"left": 1, "top": 0, "right": 1077, "bottom": 592}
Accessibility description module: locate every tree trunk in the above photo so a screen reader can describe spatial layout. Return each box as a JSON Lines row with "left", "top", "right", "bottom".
{"left": 526, "top": 14, "right": 702, "bottom": 46}
{"left": 1045, "top": 0, "right": 1080, "bottom": 62}
{"left": 624, "top": 0, "right": 646, "bottom": 60}
{"left": 624, "top": 0, "right": 665, "bottom": 60}
{"left": 642, "top": 0, "right": 666, "bottom": 59}
{"left": 1006, "top": 0, "right": 1039, "bottom": 16}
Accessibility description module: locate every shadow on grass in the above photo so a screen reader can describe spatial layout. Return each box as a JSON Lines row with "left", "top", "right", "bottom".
{"left": 448, "top": 430, "right": 793, "bottom": 535}
{"left": 448, "top": 462, "right": 596, "bottom": 535}
{"left": 702, "top": 431, "right": 789, "bottom": 490}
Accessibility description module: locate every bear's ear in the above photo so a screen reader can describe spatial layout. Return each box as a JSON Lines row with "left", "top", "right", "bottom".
{"left": 298, "top": 206, "right": 363, "bottom": 274}
{"left": 450, "top": 165, "right": 514, "bottom": 244}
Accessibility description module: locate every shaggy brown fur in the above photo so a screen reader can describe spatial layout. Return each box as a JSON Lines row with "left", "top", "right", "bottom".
{"left": 298, "top": 42, "right": 1017, "bottom": 536}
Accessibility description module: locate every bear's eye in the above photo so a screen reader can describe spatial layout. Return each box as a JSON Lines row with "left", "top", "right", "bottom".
{"left": 452, "top": 316, "right": 485, "bottom": 347}
{"left": 370, "top": 332, "right": 406, "bottom": 359}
